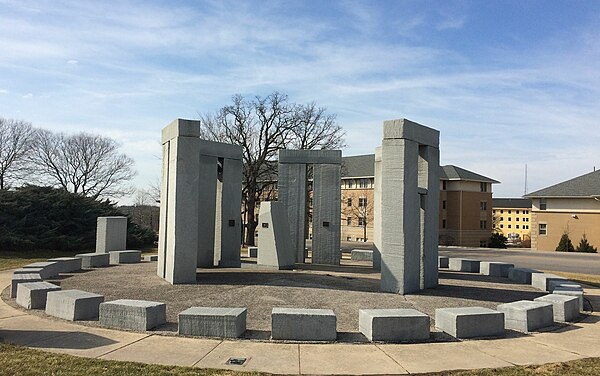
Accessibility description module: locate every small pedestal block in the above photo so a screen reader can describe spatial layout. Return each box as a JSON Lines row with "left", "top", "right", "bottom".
{"left": 351, "top": 249, "right": 373, "bottom": 261}
{"left": 11, "top": 273, "right": 43, "bottom": 298}
{"left": 271, "top": 308, "right": 336, "bottom": 341}
{"left": 16, "top": 281, "right": 61, "bottom": 309}
{"left": 480, "top": 262, "right": 514, "bottom": 277}
{"left": 553, "top": 286, "right": 584, "bottom": 311}
{"left": 508, "top": 268, "right": 542, "bottom": 284}
{"left": 359, "top": 308, "right": 429, "bottom": 341}
{"left": 47, "top": 257, "right": 82, "bottom": 273}
{"left": 531, "top": 273, "right": 568, "bottom": 292}
{"left": 143, "top": 255, "right": 158, "bottom": 262}
{"left": 46, "top": 289, "right": 105, "bottom": 321}
{"left": 448, "top": 258, "right": 480, "bottom": 273}
{"left": 109, "top": 250, "right": 141, "bottom": 265}
{"left": 534, "top": 294, "right": 580, "bottom": 322}
{"left": 497, "top": 300, "right": 554, "bottom": 333}
{"left": 435, "top": 307, "right": 504, "bottom": 339}
{"left": 75, "top": 253, "right": 110, "bottom": 268}
{"left": 100, "top": 299, "right": 166, "bottom": 331}
{"left": 179, "top": 307, "right": 247, "bottom": 338}
{"left": 23, "top": 262, "right": 61, "bottom": 279}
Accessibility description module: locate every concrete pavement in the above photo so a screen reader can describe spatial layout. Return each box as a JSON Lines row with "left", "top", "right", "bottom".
{"left": 1, "top": 270, "right": 599, "bottom": 375}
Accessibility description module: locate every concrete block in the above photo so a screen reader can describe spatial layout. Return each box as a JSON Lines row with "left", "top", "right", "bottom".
{"left": 534, "top": 294, "right": 580, "bottom": 322}
{"left": 257, "top": 202, "right": 295, "bottom": 269}
{"left": 480, "top": 261, "right": 514, "bottom": 277}
{"left": 11, "top": 273, "right": 42, "bottom": 298}
{"left": 109, "top": 250, "right": 141, "bottom": 265}
{"left": 277, "top": 162, "right": 307, "bottom": 263}
{"left": 99, "top": 299, "right": 166, "bottom": 331}
{"left": 351, "top": 249, "right": 373, "bottom": 262}
{"left": 218, "top": 157, "right": 243, "bottom": 268}
{"left": 508, "top": 267, "right": 542, "bottom": 284}
{"left": 531, "top": 273, "right": 568, "bottom": 292}
{"left": 438, "top": 256, "right": 449, "bottom": 268}
{"left": 248, "top": 247, "right": 258, "bottom": 258}
{"left": 23, "top": 261, "right": 61, "bottom": 279}
{"left": 383, "top": 118, "right": 440, "bottom": 147}
{"left": 435, "top": 307, "right": 504, "bottom": 339}
{"left": 45, "top": 289, "right": 104, "bottom": 321}
{"left": 47, "top": 257, "right": 82, "bottom": 273}
{"left": 278, "top": 149, "right": 342, "bottom": 165}
{"left": 179, "top": 307, "right": 247, "bottom": 338}
{"left": 448, "top": 258, "right": 480, "bottom": 273}
{"left": 13, "top": 267, "right": 45, "bottom": 277}
{"left": 553, "top": 286, "right": 584, "bottom": 311}
{"left": 16, "top": 281, "right": 61, "bottom": 309}
{"left": 359, "top": 308, "right": 429, "bottom": 342}
{"left": 497, "top": 300, "right": 554, "bottom": 333}
{"left": 312, "top": 163, "right": 341, "bottom": 266}
{"left": 161, "top": 118, "right": 201, "bottom": 143}
{"left": 75, "top": 252, "right": 110, "bottom": 268}
{"left": 548, "top": 280, "right": 581, "bottom": 293}
{"left": 96, "top": 216, "right": 127, "bottom": 253}
{"left": 271, "top": 308, "right": 336, "bottom": 341}
{"left": 143, "top": 255, "right": 158, "bottom": 262}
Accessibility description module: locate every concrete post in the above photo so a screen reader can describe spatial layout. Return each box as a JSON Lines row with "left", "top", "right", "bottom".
{"left": 219, "top": 158, "right": 243, "bottom": 267}
{"left": 95, "top": 217, "right": 127, "bottom": 253}
{"left": 257, "top": 201, "right": 295, "bottom": 269}
{"left": 312, "top": 163, "right": 341, "bottom": 265}
{"left": 420, "top": 145, "right": 440, "bottom": 289}
{"left": 277, "top": 163, "right": 307, "bottom": 263}
{"left": 197, "top": 155, "right": 217, "bottom": 267}
{"left": 372, "top": 147, "right": 382, "bottom": 271}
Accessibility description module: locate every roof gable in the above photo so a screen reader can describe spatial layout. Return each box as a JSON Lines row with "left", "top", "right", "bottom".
{"left": 525, "top": 170, "right": 600, "bottom": 198}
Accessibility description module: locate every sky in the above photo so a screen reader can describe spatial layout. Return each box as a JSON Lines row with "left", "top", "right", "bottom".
{"left": 1, "top": 0, "right": 599, "bottom": 203}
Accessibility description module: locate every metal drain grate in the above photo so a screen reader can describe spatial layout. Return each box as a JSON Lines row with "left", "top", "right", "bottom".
{"left": 226, "top": 357, "right": 247, "bottom": 366}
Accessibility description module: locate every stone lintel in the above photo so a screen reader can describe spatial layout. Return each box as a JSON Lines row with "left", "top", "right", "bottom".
{"left": 383, "top": 118, "right": 439, "bottom": 147}
{"left": 278, "top": 149, "right": 342, "bottom": 164}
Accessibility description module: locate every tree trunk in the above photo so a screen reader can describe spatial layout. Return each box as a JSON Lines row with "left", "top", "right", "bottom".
{"left": 363, "top": 223, "right": 367, "bottom": 242}
{"left": 245, "top": 193, "right": 257, "bottom": 246}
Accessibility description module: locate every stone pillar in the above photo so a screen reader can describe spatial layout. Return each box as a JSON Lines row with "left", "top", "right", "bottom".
{"left": 219, "top": 158, "right": 243, "bottom": 267}
{"left": 372, "top": 147, "right": 382, "bottom": 271}
{"left": 96, "top": 216, "right": 127, "bottom": 253}
{"left": 257, "top": 202, "right": 295, "bottom": 269}
{"left": 312, "top": 164, "right": 341, "bottom": 265}
{"left": 379, "top": 119, "right": 440, "bottom": 294}
{"left": 213, "top": 174, "right": 222, "bottom": 266}
{"left": 278, "top": 163, "right": 307, "bottom": 263}
{"left": 197, "top": 155, "right": 217, "bottom": 267}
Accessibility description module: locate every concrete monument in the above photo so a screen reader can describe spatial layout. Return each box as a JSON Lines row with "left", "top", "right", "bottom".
{"left": 257, "top": 202, "right": 295, "bottom": 269}
{"left": 96, "top": 216, "right": 127, "bottom": 253}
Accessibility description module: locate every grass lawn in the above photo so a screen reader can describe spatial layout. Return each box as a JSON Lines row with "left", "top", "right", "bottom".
{"left": 544, "top": 271, "right": 600, "bottom": 288}
{"left": 0, "top": 250, "right": 77, "bottom": 271}
{"left": 0, "top": 344, "right": 598, "bottom": 376}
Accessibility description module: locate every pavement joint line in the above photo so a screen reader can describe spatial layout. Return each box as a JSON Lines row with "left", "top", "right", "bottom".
{"left": 191, "top": 339, "right": 223, "bottom": 367}
{"left": 95, "top": 333, "right": 152, "bottom": 359}
{"left": 462, "top": 340, "right": 518, "bottom": 367}
{"left": 527, "top": 336, "right": 588, "bottom": 358}
{"left": 297, "top": 343, "right": 301, "bottom": 375}
{"left": 374, "top": 343, "right": 410, "bottom": 374}
{"left": 0, "top": 313, "right": 28, "bottom": 320}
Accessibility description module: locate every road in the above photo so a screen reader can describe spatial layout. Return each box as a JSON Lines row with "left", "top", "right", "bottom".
{"left": 332, "top": 241, "right": 600, "bottom": 275}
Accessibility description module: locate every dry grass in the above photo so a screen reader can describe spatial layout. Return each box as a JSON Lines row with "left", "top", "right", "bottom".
{"left": 544, "top": 270, "right": 600, "bottom": 288}
{"left": 0, "top": 250, "right": 76, "bottom": 271}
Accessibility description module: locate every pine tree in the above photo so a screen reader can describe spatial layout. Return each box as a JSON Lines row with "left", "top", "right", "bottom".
{"left": 555, "top": 232, "right": 575, "bottom": 252}
{"left": 576, "top": 233, "right": 598, "bottom": 253}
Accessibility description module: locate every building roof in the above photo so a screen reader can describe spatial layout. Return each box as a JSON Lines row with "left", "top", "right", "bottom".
{"left": 340, "top": 154, "right": 499, "bottom": 184}
{"left": 492, "top": 198, "right": 532, "bottom": 209}
{"left": 525, "top": 170, "right": 600, "bottom": 198}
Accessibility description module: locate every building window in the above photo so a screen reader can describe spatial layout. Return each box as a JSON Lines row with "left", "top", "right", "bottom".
{"left": 358, "top": 179, "right": 369, "bottom": 188}
{"left": 347, "top": 198, "right": 352, "bottom": 207}
{"left": 516, "top": 218, "right": 519, "bottom": 221}
{"left": 500, "top": 217, "right": 504, "bottom": 221}
{"left": 358, "top": 217, "right": 366, "bottom": 226}
{"left": 539, "top": 223, "right": 547, "bottom": 235}
{"left": 358, "top": 197, "right": 368, "bottom": 207}
{"left": 500, "top": 224, "right": 504, "bottom": 228}
{"left": 508, "top": 217, "right": 511, "bottom": 221}
{"left": 480, "top": 182, "right": 487, "bottom": 192}
{"left": 516, "top": 225, "right": 519, "bottom": 229}
{"left": 492, "top": 209, "right": 496, "bottom": 214}
{"left": 516, "top": 210, "right": 520, "bottom": 214}
{"left": 346, "top": 236, "right": 352, "bottom": 241}
{"left": 508, "top": 224, "right": 512, "bottom": 229}
{"left": 500, "top": 210, "right": 504, "bottom": 214}
{"left": 480, "top": 240, "right": 487, "bottom": 247}
{"left": 480, "top": 201, "right": 487, "bottom": 210}
{"left": 540, "top": 199, "right": 547, "bottom": 210}
{"left": 442, "top": 180, "right": 447, "bottom": 190}
{"left": 347, "top": 180, "right": 354, "bottom": 188}
{"left": 480, "top": 220, "right": 487, "bottom": 229}
{"left": 442, "top": 219, "right": 446, "bottom": 228}
{"left": 442, "top": 200, "right": 446, "bottom": 209}
{"left": 346, "top": 217, "right": 352, "bottom": 226}
{"left": 508, "top": 210, "right": 512, "bottom": 214}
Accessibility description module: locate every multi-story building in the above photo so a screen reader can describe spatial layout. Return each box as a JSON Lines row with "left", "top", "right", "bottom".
{"left": 339, "top": 154, "right": 499, "bottom": 247}
{"left": 525, "top": 170, "right": 600, "bottom": 251}
{"left": 492, "top": 198, "right": 532, "bottom": 245}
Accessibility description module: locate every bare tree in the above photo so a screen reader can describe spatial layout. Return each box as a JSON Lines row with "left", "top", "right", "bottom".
{"left": 0, "top": 117, "right": 35, "bottom": 189}
{"left": 31, "top": 130, "right": 136, "bottom": 199}
{"left": 342, "top": 188, "right": 374, "bottom": 242}
{"left": 199, "top": 92, "right": 345, "bottom": 246}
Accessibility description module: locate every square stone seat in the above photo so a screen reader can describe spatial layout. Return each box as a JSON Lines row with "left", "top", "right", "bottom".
{"left": 508, "top": 267, "right": 542, "bottom": 284}
{"left": 109, "top": 250, "right": 141, "bottom": 265}
{"left": 497, "top": 300, "right": 554, "bottom": 333}
{"left": 16, "top": 282, "right": 61, "bottom": 309}
{"left": 480, "top": 261, "right": 514, "bottom": 277}
{"left": 448, "top": 258, "right": 480, "bottom": 273}
{"left": 23, "top": 261, "right": 60, "bottom": 279}
{"left": 13, "top": 267, "right": 45, "bottom": 277}
{"left": 351, "top": 249, "right": 373, "bottom": 262}
{"left": 359, "top": 308, "right": 430, "bottom": 342}
{"left": 11, "top": 273, "right": 43, "bottom": 298}
{"left": 46, "top": 289, "right": 104, "bottom": 321}
{"left": 271, "top": 308, "right": 336, "bottom": 341}
{"left": 47, "top": 257, "right": 82, "bottom": 273}
{"left": 438, "top": 256, "right": 449, "bottom": 268}
{"left": 553, "top": 286, "right": 585, "bottom": 311}
{"left": 248, "top": 246, "right": 258, "bottom": 258}
{"left": 534, "top": 294, "right": 580, "bottom": 322}
{"left": 179, "top": 307, "right": 247, "bottom": 338}
{"left": 99, "top": 299, "right": 166, "bottom": 331}
{"left": 435, "top": 307, "right": 504, "bottom": 339}
{"left": 548, "top": 280, "right": 582, "bottom": 293}
{"left": 531, "top": 273, "right": 568, "bottom": 292}
{"left": 75, "top": 252, "right": 110, "bottom": 268}
{"left": 143, "top": 254, "right": 158, "bottom": 262}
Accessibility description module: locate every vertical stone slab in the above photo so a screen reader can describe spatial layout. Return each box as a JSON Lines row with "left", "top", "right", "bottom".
{"left": 312, "top": 164, "right": 341, "bottom": 265}
{"left": 372, "top": 147, "right": 382, "bottom": 271}
{"left": 213, "top": 175, "right": 223, "bottom": 266}
{"left": 157, "top": 141, "right": 170, "bottom": 280}
{"left": 419, "top": 145, "right": 440, "bottom": 289}
{"left": 95, "top": 217, "right": 127, "bottom": 253}
{"left": 197, "top": 155, "right": 217, "bottom": 267}
{"left": 257, "top": 202, "right": 295, "bottom": 269}
{"left": 278, "top": 162, "right": 307, "bottom": 263}
{"left": 219, "top": 158, "right": 242, "bottom": 267}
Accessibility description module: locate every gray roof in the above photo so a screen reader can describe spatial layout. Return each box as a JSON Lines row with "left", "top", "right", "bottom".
{"left": 492, "top": 198, "right": 532, "bottom": 209}
{"left": 525, "top": 170, "right": 600, "bottom": 198}
{"left": 341, "top": 154, "right": 499, "bottom": 183}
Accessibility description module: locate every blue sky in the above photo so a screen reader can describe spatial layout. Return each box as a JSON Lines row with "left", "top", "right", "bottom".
{"left": 1, "top": 0, "right": 599, "bottom": 202}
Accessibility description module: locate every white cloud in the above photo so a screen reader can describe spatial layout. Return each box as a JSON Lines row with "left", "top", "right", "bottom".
{"left": 0, "top": 89, "right": 8, "bottom": 94}
{"left": 67, "top": 59, "right": 78, "bottom": 65}
{"left": 21, "top": 93, "right": 33, "bottom": 99}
